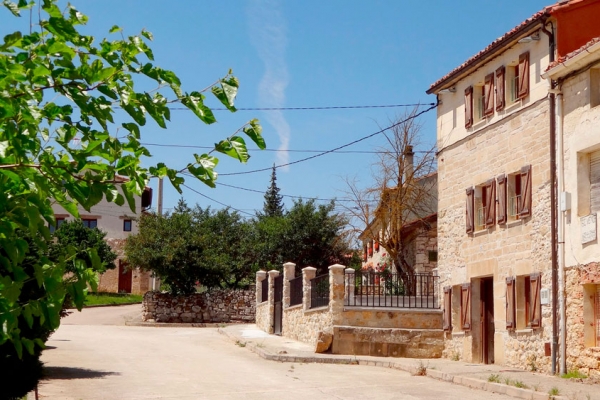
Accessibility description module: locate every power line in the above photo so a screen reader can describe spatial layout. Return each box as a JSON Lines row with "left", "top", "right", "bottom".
{"left": 168, "top": 103, "right": 435, "bottom": 111}
{"left": 181, "top": 183, "right": 254, "bottom": 216}
{"left": 214, "top": 181, "right": 354, "bottom": 203}
{"left": 218, "top": 103, "right": 437, "bottom": 176}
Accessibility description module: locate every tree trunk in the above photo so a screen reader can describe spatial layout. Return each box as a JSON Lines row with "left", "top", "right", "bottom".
{"left": 394, "top": 254, "right": 416, "bottom": 296}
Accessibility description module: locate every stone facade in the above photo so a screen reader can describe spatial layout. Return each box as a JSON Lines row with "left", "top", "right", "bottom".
{"left": 142, "top": 289, "right": 255, "bottom": 323}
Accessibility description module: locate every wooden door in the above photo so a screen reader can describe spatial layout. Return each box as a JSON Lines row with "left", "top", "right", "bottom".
{"left": 118, "top": 260, "right": 132, "bottom": 293}
{"left": 481, "top": 278, "right": 495, "bottom": 364}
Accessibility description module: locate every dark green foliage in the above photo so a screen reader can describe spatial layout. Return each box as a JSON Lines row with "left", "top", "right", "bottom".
{"left": 50, "top": 220, "right": 118, "bottom": 273}
{"left": 262, "top": 165, "right": 284, "bottom": 217}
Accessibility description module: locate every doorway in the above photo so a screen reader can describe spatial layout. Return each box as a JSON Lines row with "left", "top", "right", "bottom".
{"left": 481, "top": 277, "right": 495, "bottom": 364}
{"left": 118, "top": 260, "right": 132, "bottom": 293}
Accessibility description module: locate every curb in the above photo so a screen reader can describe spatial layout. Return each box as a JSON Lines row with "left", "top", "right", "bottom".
{"left": 217, "top": 329, "right": 568, "bottom": 400}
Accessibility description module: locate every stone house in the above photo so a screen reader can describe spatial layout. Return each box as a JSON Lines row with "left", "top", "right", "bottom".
{"left": 427, "top": 0, "right": 600, "bottom": 373}
{"left": 542, "top": 36, "right": 600, "bottom": 375}
{"left": 51, "top": 179, "right": 154, "bottom": 294}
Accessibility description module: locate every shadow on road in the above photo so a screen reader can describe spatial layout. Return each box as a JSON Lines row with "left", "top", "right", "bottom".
{"left": 43, "top": 366, "right": 120, "bottom": 380}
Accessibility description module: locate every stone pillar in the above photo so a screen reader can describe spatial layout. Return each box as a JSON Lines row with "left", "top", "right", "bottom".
{"left": 256, "top": 270, "right": 267, "bottom": 304}
{"left": 282, "top": 262, "right": 296, "bottom": 308}
{"left": 266, "top": 270, "right": 279, "bottom": 334}
{"left": 345, "top": 268, "right": 355, "bottom": 306}
{"left": 302, "top": 266, "right": 317, "bottom": 312}
{"left": 329, "top": 264, "right": 346, "bottom": 325}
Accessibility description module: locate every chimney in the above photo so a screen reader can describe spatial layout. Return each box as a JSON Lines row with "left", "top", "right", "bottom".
{"left": 403, "top": 145, "right": 414, "bottom": 183}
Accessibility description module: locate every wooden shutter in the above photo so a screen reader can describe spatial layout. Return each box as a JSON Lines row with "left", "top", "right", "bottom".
{"left": 506, "top": 277, "right": 515, "bottom": 330}
{"left": 591, "top": 150, "right": 600, "bottom": 214}
{"left": 443, "top": 286, "right": 452, "bottom": 331}
{"left": 485, "top": 179, "right": 496, "bottom": 227}
{"left": 497, "top": 174, "right": 507, "bottom": 224}
{"left": 530, "top": 273, "right": 542, "bottom": 328}
{"left": 496, "top": 66, "right": 505, "bottom": 111}
{"left": 466, "top": 187, "right": 474, "bottom": 233}
{"left": 461, "top": 283, "right": 471, "bottom": 330}
{"left": 465, "top": 86, "right": 474, "bottom": 128}
{"left": 519, "top": 165, "right": 532, "bottom": 218}
{"left": 518, "top": 52, "right": 530, "bottom": 99}
{"left": 363, "top": 245, "right": 367, "bottom": 261}
{"left": 484, "top": 73, "right": 494, "bottom": 116}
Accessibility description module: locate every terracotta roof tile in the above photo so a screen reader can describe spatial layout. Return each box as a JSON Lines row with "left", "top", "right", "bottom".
{"left": 545, "top": 36, "right": 600, "bottom": 71}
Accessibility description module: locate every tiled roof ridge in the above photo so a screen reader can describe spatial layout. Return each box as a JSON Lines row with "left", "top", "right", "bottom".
{"left": 545, "top": 36, "right": 600, "bottom": 71}
{"left": 426, "top": 2, "right": 568, "bottom": 93}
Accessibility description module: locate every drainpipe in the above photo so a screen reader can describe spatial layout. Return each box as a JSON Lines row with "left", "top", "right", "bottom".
{"left": 541, "top": 21, "right": 559, "bottom": 376}
{"left": 556, "top": 90, "right": 567, "bottom": 375}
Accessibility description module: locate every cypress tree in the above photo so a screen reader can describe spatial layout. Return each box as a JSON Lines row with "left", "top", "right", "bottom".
{"left": 263, "top": 165, "right": 284, "bottom": 217}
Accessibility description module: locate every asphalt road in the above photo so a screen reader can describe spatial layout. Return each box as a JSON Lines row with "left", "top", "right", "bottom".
{"left": 38, "top": 305, "right": 515, "bottom": 399}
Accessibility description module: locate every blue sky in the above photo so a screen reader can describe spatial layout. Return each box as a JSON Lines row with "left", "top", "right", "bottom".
{"left": 5, "top": 1, "right": 551, "bottom": 218}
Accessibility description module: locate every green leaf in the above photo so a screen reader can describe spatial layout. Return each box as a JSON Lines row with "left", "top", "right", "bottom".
{"left": 3, "top": 1, "right": 20, "bottom": 16}
{"left": 1, "top": 31, "right": 22, "bottom": 50}
{"left": 215, "top": 137, "right": 249, "bottom": 163}
{"left": 243, "top": 119, "right": 266, "bottom": 149}
{"left": 181, "top": 92, "right": 216, "bottom": 124}
{"left": 21, "top": 337, "right": 34, "bottom": 355}
{"left": 141, "top": 29, "right": 153, "bottom": 41}
{"left": 109, "top": 25, "right": 121, "bottom": 33}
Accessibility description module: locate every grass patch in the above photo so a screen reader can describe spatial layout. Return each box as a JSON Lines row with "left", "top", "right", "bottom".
{"left": 549, "top": 387, "right": 560, "bottom": 397}
{"left": 488, "top": 374, "right": 501, "bottom": 383}
{"left": 512, "top": 380, "right": 528, "bottom": 389}
{"left": 85, "top": 292, "right": 143, "bottom": 307}
{"left": 561, "top": 370, "right": 587, "bottom": 379}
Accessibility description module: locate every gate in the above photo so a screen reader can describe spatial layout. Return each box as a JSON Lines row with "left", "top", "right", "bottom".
{"left": 273, "top": 275, "right": 283, "bottom": 335}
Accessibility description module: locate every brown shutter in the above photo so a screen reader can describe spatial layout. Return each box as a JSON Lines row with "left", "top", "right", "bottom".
{"left": 485, "top": 179, "right": 496, "bottom": 227}
{"left": 461, "top": 283, "right": 471, "bottom": 330}
{"left": 518, "top": 52, "right": 530, "bottom": 99}
{"left": 519, "top": 165, "right": 532, "bottom": 218}
{"left": 497, "top": 174, "right": 507, "bottom": 224}
{"left": 530, "top": 273, "right": 542, "bottom": 328}
{"left": 363, "top": 245, "right": 367, "bottom": 261}
{"left": 465, "top": 86, "right": 473, "bottom": 128}
{"left": 443, "top": 286, "right": 452, "bottom": 331}
{"left": 466, "top": 187, "right": 474, "bottom": 233}
{"left": 484, "top": 73, "right": 494, "bottom": 116}
{"left": 506, "top": 277, "right": 515, "bottom": 330}
{"left": 495, "top": 66, "right": 505, "bottom": 111}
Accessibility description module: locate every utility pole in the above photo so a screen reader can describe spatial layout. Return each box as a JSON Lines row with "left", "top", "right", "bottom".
{"left": 151, "top": 178, "right": 164, "bottom": 291}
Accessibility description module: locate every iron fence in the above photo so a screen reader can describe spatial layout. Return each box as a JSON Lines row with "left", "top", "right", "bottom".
{"left": 261, "top": 277, "right": 268, "bottom": 303}
{"left": 310, "top": 274, "right": 329, "bottom": 309}
{"left": 345, "top": 270, "right": 439, "bottom": 309}
{"left": 289, "top": 276, "right": 303, "bottom": 307}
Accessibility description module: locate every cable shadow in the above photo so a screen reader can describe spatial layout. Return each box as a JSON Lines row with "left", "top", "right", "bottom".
{"left": 43, "top": 366, "right": 120, "bottom": 380}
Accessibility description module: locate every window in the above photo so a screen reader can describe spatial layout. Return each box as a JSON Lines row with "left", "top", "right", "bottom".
{"left": 465, "top": 86, "right": 474, "bottom": 128}
{"left": 82, "top": 219, "right": 98, "bottom": 229}
{"left": 591, "top": 150, "right": 600, "bottom": 214}
{"left": 508, "top": 52, "right": 530, "bottom": 103}
{"left": 460, "top": 283, "right": 471, "bottom": 331}
{"left": 49, "top": 218, "right": 65, "bottom": 234}
{"left": 428, "top": 250, "right": 438, "bottom": 262}
{"left": 506, "top": 277, "right": 516, "bottom": 330}
{"left": 443, "top": 286, "right": 452, "bottom": 331}
{"left": 123, "top": 219, "right": 132, "bottom": 232}
{"left": 577, "top": 149, "right": 600, "bottom": 216}
{"left": 507, "top": 165, "right": 532, "bottom": 221}
{"left": 484, "top": 73, "right": 494, "bottom": 116}
{"left": 474, "top": 179, "right": 496, "bottom": 231}
{"left": 475, "top": 84, "right": 485, "bottom": 122}
{"left": 515, "top": 273, "right": 541, "bottom": 329}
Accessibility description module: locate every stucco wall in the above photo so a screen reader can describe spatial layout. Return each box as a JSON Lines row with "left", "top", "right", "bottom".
{"left": 437, "top": 98, "right": 553, "bottom": 370}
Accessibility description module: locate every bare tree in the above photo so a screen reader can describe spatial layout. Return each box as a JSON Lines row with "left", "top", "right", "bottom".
{"left": 340, "top": 107, "right": 437, "bottom": 293}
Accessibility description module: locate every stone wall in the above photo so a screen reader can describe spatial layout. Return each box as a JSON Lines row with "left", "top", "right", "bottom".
{"left": 282, "top": 306, "right": 332, "bottom": 345}
{"left": 142, "top": 289, "right": 255, "bottom": 323}
{"left": 437, "top": 99, "right": 553, "bottom": 371}
{"left": 255, "top": 301, "right": 270, "bottom": 332}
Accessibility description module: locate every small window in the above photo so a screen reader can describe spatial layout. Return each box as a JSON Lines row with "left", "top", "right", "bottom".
{"left": 465, "top": 86, "right": 474, "bottom": 128}
{"left": 474, "top": 179, "right": 496, "bottom": 231}
{"left": 428, "top": 250, "right": 438, "bottom": 262}
{"left": 508, "top": 52, "right": 530, "bottom": 103}
{"left": 50, "top": 218, "right": 65, "bottom": 234}
{"left": 507, "top": 165, "right": 532, "bottom": 221}
{"left": 516, "top": 273, "right": 541, "bottom": 329}
{"left": 82, "top": 219, "right": 98, "bottom": 229}
{"left": 475, "top": 84, "right": 485, "bottom": 122}
{"left": 123, "top": 219, "right": 132, "bottom": 232}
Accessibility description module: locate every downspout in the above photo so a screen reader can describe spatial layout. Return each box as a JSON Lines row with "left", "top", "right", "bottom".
{"left": 556, "top": 90, "right": 567, "bottom": 375}
{"left": 541, "top": 21, "right": 559, "bottom": 376}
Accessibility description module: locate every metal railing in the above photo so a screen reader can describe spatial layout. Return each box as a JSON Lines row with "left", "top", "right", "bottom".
{"left": 310, "top": 274, "right": 329, "bottom": 309}
{"left": 345, "top": 270, "right": 439, "bottom": 309}
{"left": 508, "top": 194, "right": 521, "bottom": 218}
{"left": 289, "top": 275, "right": 303, "bottom": 307}
{"left": 261, "top": 278, "right": 268, "bottom": 303}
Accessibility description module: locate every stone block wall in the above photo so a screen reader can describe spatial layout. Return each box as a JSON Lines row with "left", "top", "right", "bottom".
{"left": 437, "top": 99, "right": 553, "bottom": 371}
{"left": 255, "top": 302, "right": 270, "bottom": 332}
{"left": 142, "top": 289, "right": 255, "bottom": 323}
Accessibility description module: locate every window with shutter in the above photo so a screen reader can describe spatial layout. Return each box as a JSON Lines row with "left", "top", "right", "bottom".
{"left": 465, "top": 86, "right": 474, "bottom": 128}
{"left": 484, "top": 73, "right": 494, "bottom": 116}
{"left": 466, "top": 187, "right": 474, "bottom": 233}
{"left": 485, "top": 179, "right": 496, "bottom": 227}
{"left": 530, "top": 273, "right": 542, "bottom": 328}
{"left": 519, "top": 165, "right": 532, "bottom": 218}
{"left": 506, "top": 277, "right": 516, "bottom": 330}
{"left": 496, "top": 66, "right": 505, "bottom": 111}
{"left": 497, "top": 174, "right": 507, "bottom": 224}
{"left": 518, "top": 52, "right": 530, "bottom": 99}
{"left": 461, "top": 283, "right": 471, "bottom": 331}
{"left": 443, "top": 287, "right": 452, "bottom": 331}
{"left": 591, "top": 150, "right": 600, "bottom": 214}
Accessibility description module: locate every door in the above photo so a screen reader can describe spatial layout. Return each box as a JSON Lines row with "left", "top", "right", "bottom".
{"left": 273, "top": 275, "right": 283, "bottom": 335}
{"left": 118, "top": 260, "right": 132, "bottom": 293}
{"left": 481, "top": 277, "right": 495, "bottom": 364}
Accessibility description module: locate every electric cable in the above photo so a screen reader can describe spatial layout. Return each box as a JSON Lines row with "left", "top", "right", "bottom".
{"left": 181, "top": 183, "right": 254, "bottom": 216}
{"left": 168, "top": 103, "right": 435, "bottom": 111}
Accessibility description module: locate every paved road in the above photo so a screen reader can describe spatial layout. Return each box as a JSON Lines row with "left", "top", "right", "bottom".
{"left": 39, "top": 305, "right": 515, "bottom": 399}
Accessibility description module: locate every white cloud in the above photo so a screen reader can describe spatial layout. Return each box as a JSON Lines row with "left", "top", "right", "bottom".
{"left": 247, "top": 0, "right": 291, "bottom": 168}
